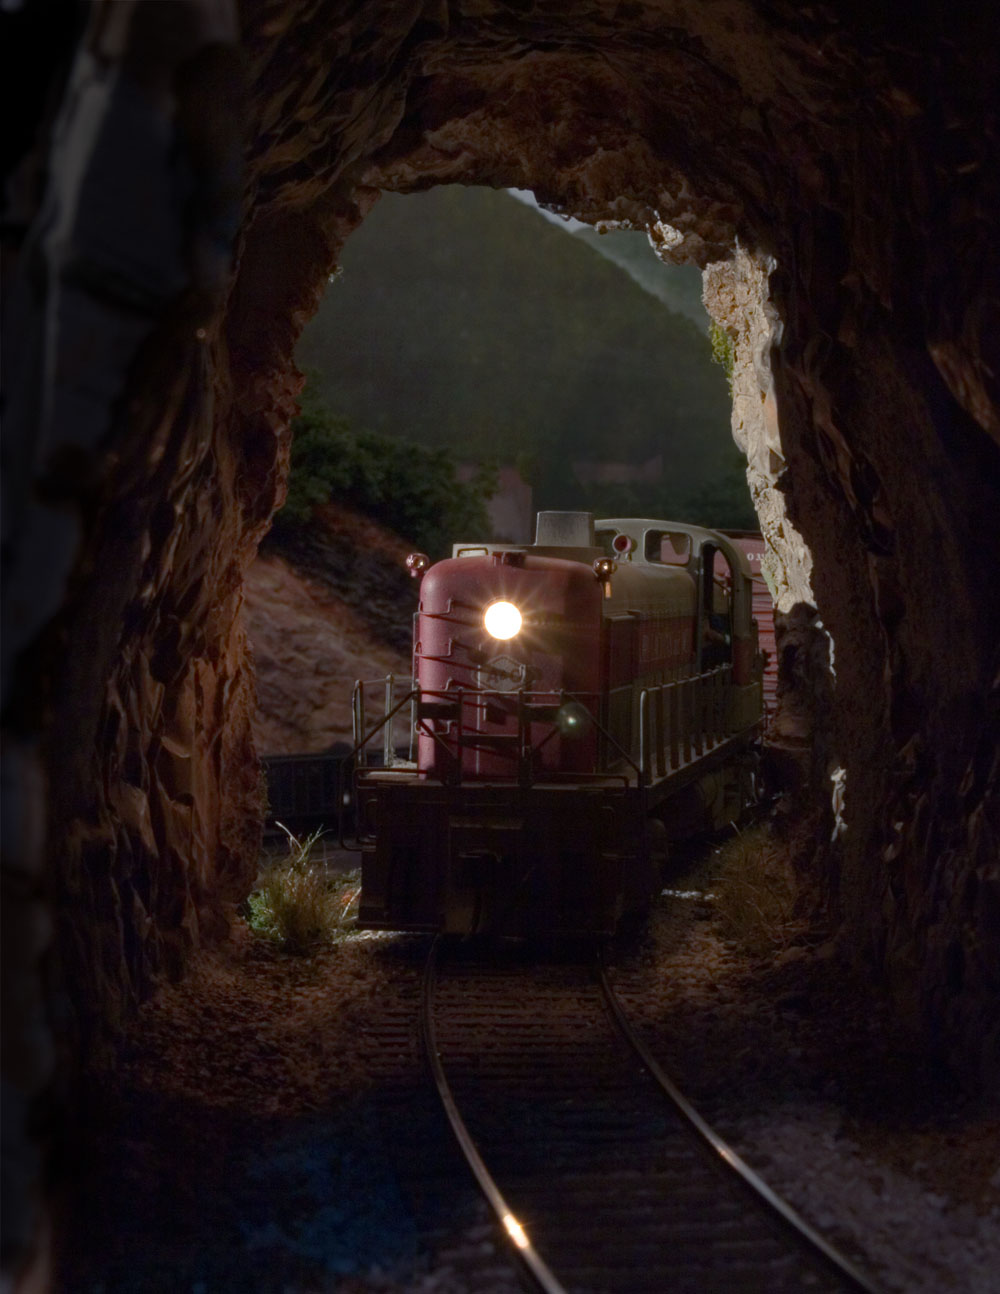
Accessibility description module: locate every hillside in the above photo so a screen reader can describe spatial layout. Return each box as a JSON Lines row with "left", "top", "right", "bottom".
{"left": 244, "top": 504, "right": 416, "bottom": 754}
{"left": 296, "top": 186, "right": 740, "bottom": 520}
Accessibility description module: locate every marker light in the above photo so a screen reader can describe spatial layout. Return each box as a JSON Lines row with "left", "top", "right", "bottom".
{"left": 593, "top": 556, "right": 617, "bottom": 598}
{"left": 556, "top": 702, "right": 591, "bottom": 738}
{"left": 483, "top": 600, "right": 522, "bottom": 640}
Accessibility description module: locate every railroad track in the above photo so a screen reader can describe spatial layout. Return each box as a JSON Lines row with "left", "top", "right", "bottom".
{"left": 422, "top": 937, "right": 879, "bottom": 1294}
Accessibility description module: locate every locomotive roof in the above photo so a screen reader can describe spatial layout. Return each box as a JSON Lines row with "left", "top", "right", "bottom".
{"left": 594, "top": 517, "right": 755, "bottom": 578}
{"left": 451, "top": 513, "right": 755, "bottom": 580}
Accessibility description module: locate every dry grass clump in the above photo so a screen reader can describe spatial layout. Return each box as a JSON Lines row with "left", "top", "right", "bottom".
{"left": 709, "top": 824, "right": 801, "bottom": 956}
{"left": 245, "top": 825, "right": 360, "bottom": 953}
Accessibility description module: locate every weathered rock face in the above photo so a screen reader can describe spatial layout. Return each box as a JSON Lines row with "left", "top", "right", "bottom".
{"left": 3, "top": 0, "right": 998, "bottom": 1271}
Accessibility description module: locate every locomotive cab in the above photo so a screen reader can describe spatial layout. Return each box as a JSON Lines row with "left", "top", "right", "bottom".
{"left": 351, "top": 512, "right": 764, "bottom": 938}
{"left": 595, "top": 519, "right": 755, "bottom": 679}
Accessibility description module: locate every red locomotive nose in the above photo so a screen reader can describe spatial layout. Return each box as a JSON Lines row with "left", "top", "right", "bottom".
{"left": 415, "top": 552, "right": 602, "bottom": 781}
{"left": 354, "top": 512, "right": 767, "bottom": 941}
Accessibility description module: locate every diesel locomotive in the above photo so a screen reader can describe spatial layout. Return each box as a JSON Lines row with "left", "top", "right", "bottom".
{"left": 351, "top": 512, "right": 765, "bottom": 938}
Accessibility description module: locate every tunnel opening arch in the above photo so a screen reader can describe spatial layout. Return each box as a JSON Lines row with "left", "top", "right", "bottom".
{"left": 172, "top": 37, "right": 1000, "bottom": 1084}
{"left": 236, "top": 114, "right": 830, "bottom": 885}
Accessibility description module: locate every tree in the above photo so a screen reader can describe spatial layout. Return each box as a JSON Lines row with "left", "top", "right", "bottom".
{"left": 275, "top": 385, "right": 497, "bottom": 557}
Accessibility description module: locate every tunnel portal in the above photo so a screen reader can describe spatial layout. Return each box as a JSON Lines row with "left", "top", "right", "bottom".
{"left": 3, "top": 1, "right": 999, "bottom": 1272}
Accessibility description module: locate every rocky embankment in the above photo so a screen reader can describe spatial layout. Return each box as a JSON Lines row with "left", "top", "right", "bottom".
{"left": 244, "top": 503, "right": 417, "bottom": 755}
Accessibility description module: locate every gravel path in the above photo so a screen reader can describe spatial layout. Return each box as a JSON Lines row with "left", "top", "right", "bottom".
{"left": 56, "top": 846, "right": 999, "bottom": 1292}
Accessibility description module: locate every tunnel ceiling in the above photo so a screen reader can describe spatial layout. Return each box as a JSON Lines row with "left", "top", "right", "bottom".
{"left": 4, "top": 4, "right": 1000, "bottom": 1223}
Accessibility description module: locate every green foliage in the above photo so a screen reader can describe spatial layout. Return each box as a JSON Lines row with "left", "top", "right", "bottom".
{"left": 568, "top": 447, "right": 757, "bottom": 532}
{"left": 708, "top": 321, "right": 736, "bottom": 395}
{"left": 666, "top": 451, "right": 757, "bottom": 531}
{"left": 276, "top": 384, "right": 497, "bottom": 557}
{"left": 245, "top": 824, "right": 348, "bottom": 954}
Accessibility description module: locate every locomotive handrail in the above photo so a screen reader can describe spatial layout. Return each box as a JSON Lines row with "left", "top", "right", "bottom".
{"left": 450, "top": 685, "right": 643, "bottom": 789}
{"left": 639, "top": 667, "right": 735, "bottom": 782}
{"left": 352, "top": 679, "right": 642, "bottom": 795}
{"left": 351, "top": 671, "right": 748, "bottom": 803}
{"left": 353, "top": 675, "right": 419, "bottom": 770}
{"left": 550, "top": 691, "right": 644, "bottom": 787}
{"left": 383, "top": 674, "right": 394, "bottom": 767}
{"left": 339, "top": 685, "right": 421, "bottom": 847}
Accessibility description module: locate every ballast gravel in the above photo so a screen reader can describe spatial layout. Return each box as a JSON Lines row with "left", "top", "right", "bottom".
{"left": 57, "top": 848, "right": 999, "bottom": 1293}
{"left": 621, "top": 881, "right": 1000, "bottom": 1294}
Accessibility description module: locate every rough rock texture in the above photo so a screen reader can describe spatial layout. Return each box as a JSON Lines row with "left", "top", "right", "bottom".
{"left": 3, "top": 1, "right": 256, "bottom": 1273}
{"left": 245, "top": 506, "right": 415, "bottom": 755}
{"left": 3, "top": 0, "right": 999, "bottom": 1278}
{"left": 703, "top": 247, "right": 808, "bottom": 610}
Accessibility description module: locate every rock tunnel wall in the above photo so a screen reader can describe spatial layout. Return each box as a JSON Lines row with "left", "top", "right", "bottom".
{"left": 3, "top": 0, "right": 999, "bottom": 1268}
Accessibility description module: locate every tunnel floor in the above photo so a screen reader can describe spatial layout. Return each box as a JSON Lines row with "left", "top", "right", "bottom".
{"left": 56, "top": 842, "right": 1000, "bottom": 1292}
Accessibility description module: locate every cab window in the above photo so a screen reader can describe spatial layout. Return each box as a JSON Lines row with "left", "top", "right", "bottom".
{"left": 645, "top": 530, "right": 691, "bottom": 566}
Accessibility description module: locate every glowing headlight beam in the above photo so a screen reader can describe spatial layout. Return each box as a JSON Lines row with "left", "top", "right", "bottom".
{"left": 484, "top": 600, "right": 522, "bottom": 640}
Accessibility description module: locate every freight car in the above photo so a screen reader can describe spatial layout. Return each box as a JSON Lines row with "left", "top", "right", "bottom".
{"left": 350, "top": 512, "right": 764, "bottom": 938}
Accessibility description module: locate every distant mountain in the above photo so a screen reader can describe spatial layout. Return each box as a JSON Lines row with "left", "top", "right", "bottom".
{"left": 507, "top": 190, "right": 710, "bottom": 331}
{"left": 297, "top": 185, "right": 748, "bottom": 524}
{"left": 572, "top": 226, "right": 710, "bottom": 331}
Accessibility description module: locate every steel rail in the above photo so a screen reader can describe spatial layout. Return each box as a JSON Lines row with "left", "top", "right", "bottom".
{"left": 596, "top": 955, "right": 881, "bottom": 1294}
{"left": 420, "top": 938, "right": 568, "bottom": 1294}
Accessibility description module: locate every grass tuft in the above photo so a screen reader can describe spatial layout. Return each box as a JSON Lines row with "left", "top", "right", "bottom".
{"left": 708, "top": 824, "right": 802, "bottom": 956}
{"left": 245, "top": 824, "right": 359, "bottom": 954}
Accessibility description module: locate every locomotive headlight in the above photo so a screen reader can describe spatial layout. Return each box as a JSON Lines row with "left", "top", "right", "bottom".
{"left": 483, "top": 600, "right": 522, "bottom": 640}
